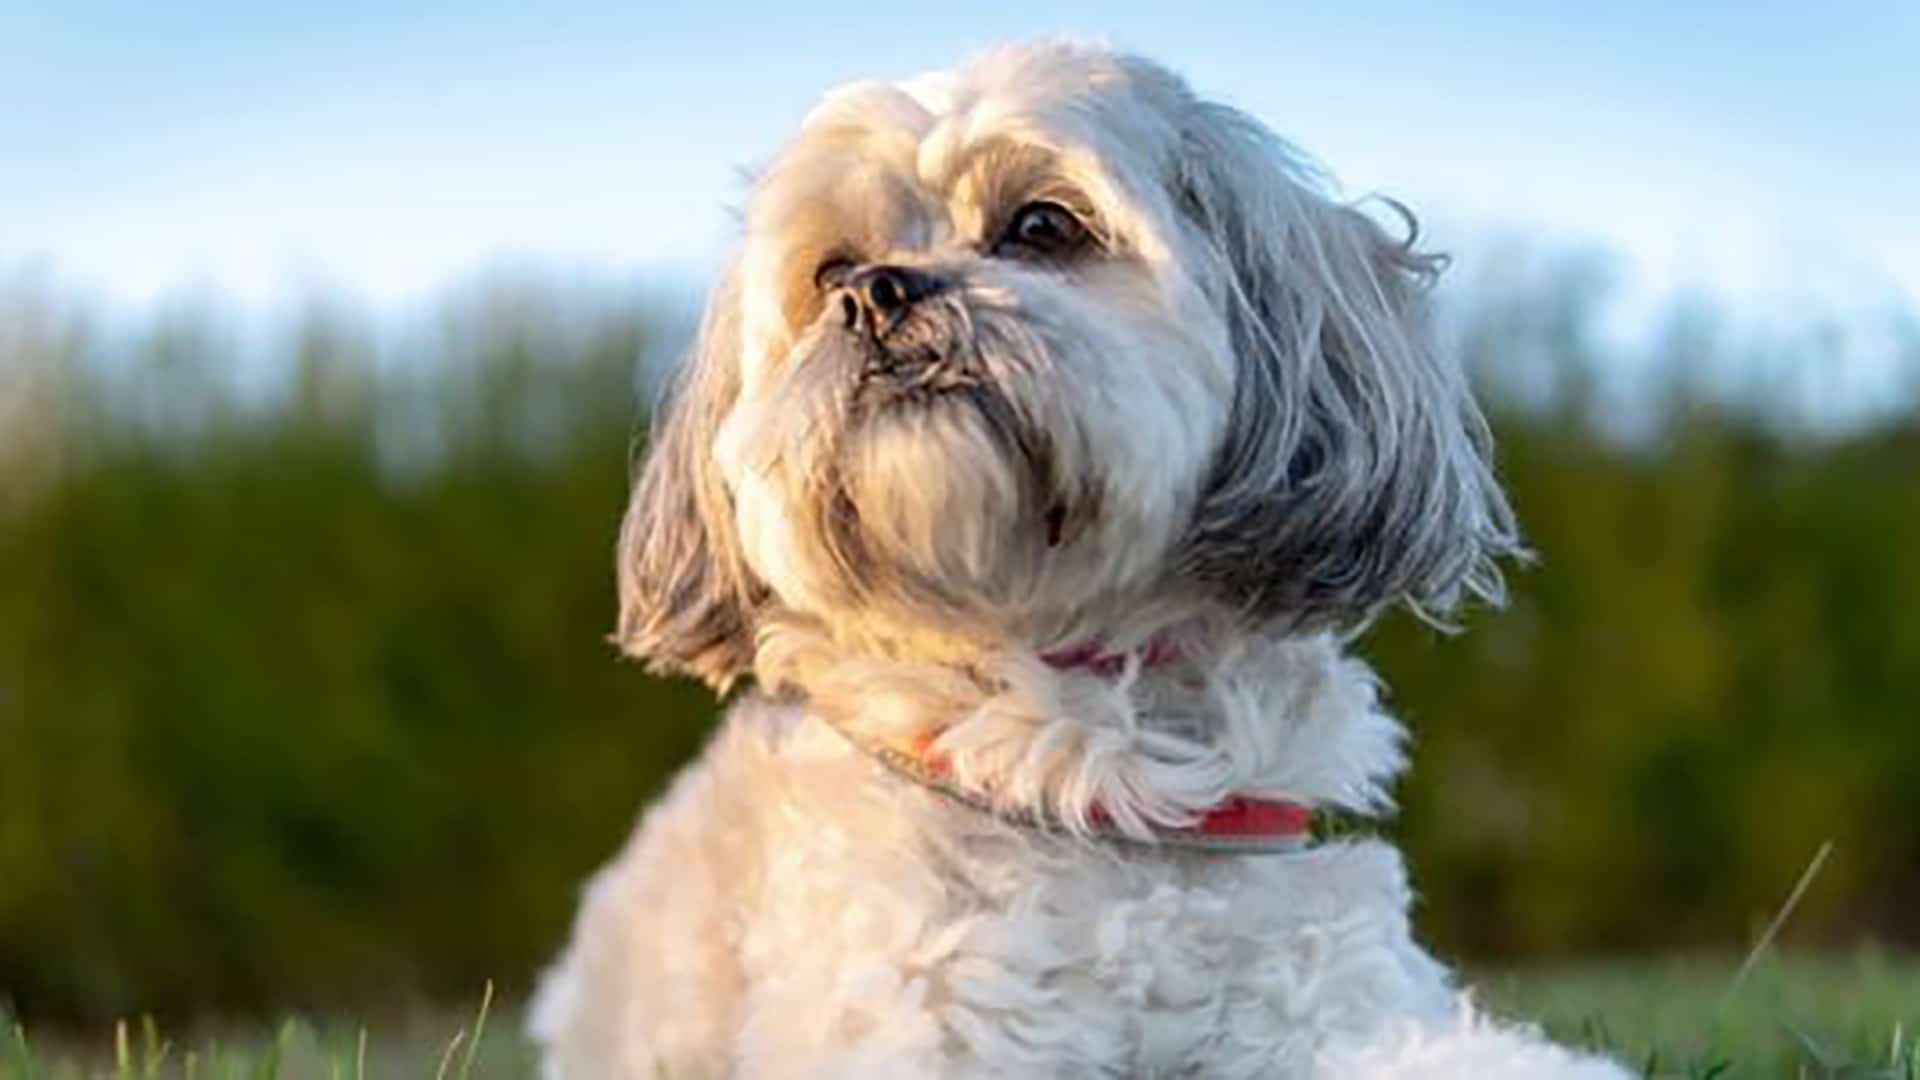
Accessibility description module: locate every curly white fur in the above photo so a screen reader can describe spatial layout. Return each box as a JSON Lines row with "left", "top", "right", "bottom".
{"left": 530, "top": 40, "right": 1626, "bottom": 1078}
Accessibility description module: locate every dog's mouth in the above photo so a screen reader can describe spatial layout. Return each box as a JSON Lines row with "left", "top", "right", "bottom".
{"left": 849, "top": 307, "right": 985, "bottom": 404}
{"left": 854, "top": 346, "right": 983, "bottom": 407}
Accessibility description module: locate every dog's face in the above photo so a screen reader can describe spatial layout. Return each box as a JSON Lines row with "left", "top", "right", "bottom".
{"left": 620, "top": 43, "right": 1522, "bottom": 688}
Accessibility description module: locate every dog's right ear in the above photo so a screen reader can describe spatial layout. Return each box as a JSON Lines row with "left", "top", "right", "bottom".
{"left": 1167, "top": 99, "right": 1524, "bottom": 632}
{"left": 615, "top": 272, "right": 760, "bottom": 691}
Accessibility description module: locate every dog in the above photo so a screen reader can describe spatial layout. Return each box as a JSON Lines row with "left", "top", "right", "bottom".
{"left": 530, "top": 40, "right": 1628, "bottom": 1078}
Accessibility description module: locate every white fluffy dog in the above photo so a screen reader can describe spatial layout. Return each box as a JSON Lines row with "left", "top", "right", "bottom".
{"left": 531, "top": 41, "right": 1628, "bottom": 1078}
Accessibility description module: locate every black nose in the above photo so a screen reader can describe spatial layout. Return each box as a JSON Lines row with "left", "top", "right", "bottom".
{"left": 840, "top": 265, "right": 940, "bottom": 335}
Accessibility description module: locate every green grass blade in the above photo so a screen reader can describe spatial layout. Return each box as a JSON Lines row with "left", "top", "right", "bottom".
{"left": 433, "top": 1031, "right": 466, "bottom": 1080}
{"left": 252, "top": 1020, "right": 292, "bottom": 1080}
{"left": 10, "top": 1022, "right": 36, "bottom": 1080}
{"left": 457, "top": 981, "right": 494, "bottom": 1080}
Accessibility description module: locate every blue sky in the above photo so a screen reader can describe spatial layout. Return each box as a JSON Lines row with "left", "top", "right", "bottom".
{"left": 3, "top": 1, "right": 1916, "bottom": 326}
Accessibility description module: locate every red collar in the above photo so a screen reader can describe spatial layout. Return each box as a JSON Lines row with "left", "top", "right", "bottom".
{"left": 1169, "top": 796, "right": 1314, "bottom": 842}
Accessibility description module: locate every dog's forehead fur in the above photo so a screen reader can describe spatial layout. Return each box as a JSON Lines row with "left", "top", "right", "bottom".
{"left": 738, "top": 46, "right": 1197, "bottom": 355}
{"left": 803, "top": 42, "right": 1186, "bottom": 196}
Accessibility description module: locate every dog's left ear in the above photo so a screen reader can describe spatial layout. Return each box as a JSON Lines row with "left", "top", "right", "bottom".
{"left": 1171, "top": 101, "right": 1525, "bottom": 630}
{"left": 613, "top": 271, "right": 762, "bottom": 690}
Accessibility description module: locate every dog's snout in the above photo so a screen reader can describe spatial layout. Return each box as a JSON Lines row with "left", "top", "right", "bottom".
{"left": 840, "top": 265, "right": 941, "bottom": 335}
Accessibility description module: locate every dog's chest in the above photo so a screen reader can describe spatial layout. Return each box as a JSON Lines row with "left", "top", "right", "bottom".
{"left": 733, "top": 739, "right": 1448, "bottom": 1076}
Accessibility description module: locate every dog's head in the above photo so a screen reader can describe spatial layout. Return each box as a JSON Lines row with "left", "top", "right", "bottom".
{"left": 619, "top": 42, "right": 1522, "bottom": 690}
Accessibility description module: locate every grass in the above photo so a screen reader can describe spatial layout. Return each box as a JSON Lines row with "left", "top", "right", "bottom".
{"left": 1476, "top": 949, "right": 1920, "bottom": 1077}
{"left": 2, "top": 983, "right": 534, "bottom": 1080}
{"left": 4, "top": 955, "right": 1917, "bottom": 1077}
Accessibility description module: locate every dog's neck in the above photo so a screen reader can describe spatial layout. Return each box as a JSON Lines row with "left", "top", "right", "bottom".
{"left": 756, "top": 616, "right": 1408, "bottom": 841}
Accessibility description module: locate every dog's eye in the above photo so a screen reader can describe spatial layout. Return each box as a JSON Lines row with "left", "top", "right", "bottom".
{"left": 996, "top": 202, "right": 1090, "bottom": 259}
{"left": 813, "top": 255, "right": 856, "bottom": 290}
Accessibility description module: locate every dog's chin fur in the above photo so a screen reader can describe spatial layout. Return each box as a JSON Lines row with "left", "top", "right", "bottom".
{"left": 531, "top": 40, "right": 1625, "bottom": 1079}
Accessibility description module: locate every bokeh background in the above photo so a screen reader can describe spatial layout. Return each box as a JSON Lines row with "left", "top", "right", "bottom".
{"left": 3, "top": 0, "right": 1917, "bottom": 1032}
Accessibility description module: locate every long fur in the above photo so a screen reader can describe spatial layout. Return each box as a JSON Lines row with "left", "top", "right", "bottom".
{"left": 536, "top": 40, "right": 1623, "bottom": 1078}
{"left": 1171, "top": 104, "right": 1524, "bottom": 629}
{"left": 614, "top": 270, "right": 761, "bottom": 689}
